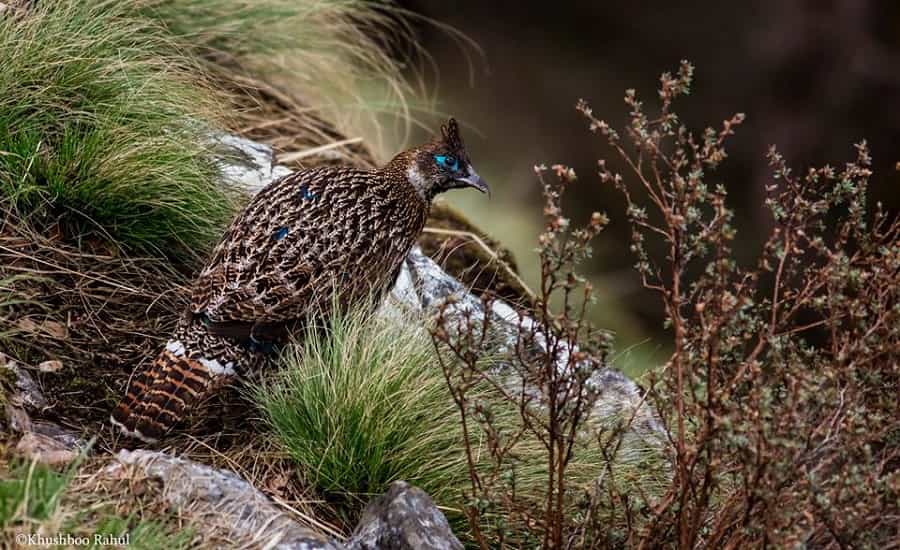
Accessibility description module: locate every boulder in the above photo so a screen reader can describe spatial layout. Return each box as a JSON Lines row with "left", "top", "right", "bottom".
{"left": 14, "top": 432, "right": 79, "bottom": 467}
{"left": 2, "top": 352, "right": 85, "bottom": 465}
{"left": 106, "top": 449, "right": 343, "bottom": 550}
{"left": 347, "top": 481, "right": 463, "bottom": 550}
{"left": 104, "top": 451, "right": 461, "bottom": 550}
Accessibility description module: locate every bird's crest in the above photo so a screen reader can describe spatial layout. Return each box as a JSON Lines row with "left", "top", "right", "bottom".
{"left": 441, "top": 118, "right": 464, "bottom": 151}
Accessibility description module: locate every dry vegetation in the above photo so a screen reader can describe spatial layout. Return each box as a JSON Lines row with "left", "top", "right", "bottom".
{"left": 432, "top": 61, "right": 899, "bottom": 548}
{"left": 577, "top": 62, "right": 898, "bottom": 547}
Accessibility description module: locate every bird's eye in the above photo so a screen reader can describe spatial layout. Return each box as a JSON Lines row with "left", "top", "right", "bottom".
{"left": 435, "top": 154, "right": 459, "bottom": 171}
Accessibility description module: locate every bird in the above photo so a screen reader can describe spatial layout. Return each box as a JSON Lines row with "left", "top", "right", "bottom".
{"left": 110, "top": 118, "right": 488, "bottom": 443}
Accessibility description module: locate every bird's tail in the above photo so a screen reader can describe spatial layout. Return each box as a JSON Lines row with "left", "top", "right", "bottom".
{"left": 110, "top": 337, "right": 235, "bottom": 443}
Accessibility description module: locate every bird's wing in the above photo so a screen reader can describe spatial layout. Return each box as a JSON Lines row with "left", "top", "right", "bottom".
{"left": 189, "top": 166, "right": 380, "bottom": 335}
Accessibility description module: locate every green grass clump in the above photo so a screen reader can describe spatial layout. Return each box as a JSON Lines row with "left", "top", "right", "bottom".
{"left": 90, "top": 515, "right": 195, "bottom": 550}
{"left": 0, "top": 0, "right": 236, "bottom": 257}
{"left": 254, "top": 307, "right": 469, "bottom": 509}
{"left": 0, "top": 460, "right": 194, "bottom": 548}
{"left": 0, "top": 461, "right": 69, "bottom": 528}
{"left": 254, "top": 305, "right": 670, "bottom": 541}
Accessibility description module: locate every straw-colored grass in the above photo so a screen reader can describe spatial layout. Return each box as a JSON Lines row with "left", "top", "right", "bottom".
{"left": 137, "top": 0, "right": 429, "bottom": 163}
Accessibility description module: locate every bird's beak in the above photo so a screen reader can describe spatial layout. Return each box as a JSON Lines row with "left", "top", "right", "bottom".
{"left": 454, "top": 165, "right": 490, "bottom": 196}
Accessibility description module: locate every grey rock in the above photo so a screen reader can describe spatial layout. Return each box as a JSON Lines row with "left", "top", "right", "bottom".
{"left": 216, "top": 133, "right": 293, "bottom": 195}
{"left": 1, "top": 352, "right": 86, "bottom": 464}
{"left": 107, "top": 449, "right": 343, "bottom": 550}
{"left": 347, "top": 481, "right": 463, "bottom": 550}
{"left": 15, "top": 432, "right": 79, "bottom": 466}
{"left": 1, "top": 351, "right": 49, "bottom": 412}
{"left": 4, "top": 401, "right": 31, "bottom": 434}
{"left": 387, "top": 248, "right": 665, "bottom": 446}
{"left": 102, "top": 450, "right": 464, "bottom": 550}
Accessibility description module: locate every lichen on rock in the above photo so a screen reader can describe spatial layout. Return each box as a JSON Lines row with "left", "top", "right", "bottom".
{"left": 347, "top": 481, "right": 463, "bottom": 550}
{"left": 105, "top": 449, "right": 344, "bottom": 550}
{"left": 103, "top": 451, "right": 462, "bottom": 550}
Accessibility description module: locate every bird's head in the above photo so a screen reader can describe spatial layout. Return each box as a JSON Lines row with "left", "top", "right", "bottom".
{"left": 399, "top": 118, "right": 489, "bottom": 201}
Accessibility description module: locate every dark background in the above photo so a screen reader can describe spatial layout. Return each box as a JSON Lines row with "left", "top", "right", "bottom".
{"left": 399, "top": 0, "right": 900, "bottom": 374}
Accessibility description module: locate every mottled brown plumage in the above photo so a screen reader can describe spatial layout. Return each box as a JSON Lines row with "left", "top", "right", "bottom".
{"left": 112, "top": 118, "right": 488, "bottom": 442}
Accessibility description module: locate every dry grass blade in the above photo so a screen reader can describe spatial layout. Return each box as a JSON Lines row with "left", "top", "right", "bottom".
{"left": 278, "top": 137, "right": 365, "bottom": 164}
{"left": 136, "top": 0, "right": 434, "bottom": 163}
{"left": 422, "top": 226, "right": 536, "bottom": 300}
{"left": 0, "top": 206, "right": 190, "bottom": 436}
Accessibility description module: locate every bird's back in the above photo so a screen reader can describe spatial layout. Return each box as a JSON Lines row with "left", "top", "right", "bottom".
{"left": 193, "top": 165, "right": 429, "bottom": 331}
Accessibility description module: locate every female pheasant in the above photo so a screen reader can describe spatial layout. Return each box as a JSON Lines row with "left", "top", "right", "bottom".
{"left": 111, "top": 118, "right": 488, "bottom": 442}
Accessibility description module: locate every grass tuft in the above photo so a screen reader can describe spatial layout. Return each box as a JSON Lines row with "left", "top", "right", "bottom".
{"left": 253, "top": 304, "right": 667, "bottom": 540}
{"left": 253, "top": 307, "right": 468, "bottom": 512}
{"left": 0, "top": 459, "right": 195, "bottom": 548}
{"left": 0, "top": 461, "right": 70, "bottom": 528}
{"left": 136, "top": 0, "right": 429, "bottom": 162}
{"left": 0, "top": 0, "right": 237, "bottom": 258}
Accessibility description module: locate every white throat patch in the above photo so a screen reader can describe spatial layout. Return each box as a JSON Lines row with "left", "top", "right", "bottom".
{"left": 406, "top": 165, "right": 428, "bottom": 200}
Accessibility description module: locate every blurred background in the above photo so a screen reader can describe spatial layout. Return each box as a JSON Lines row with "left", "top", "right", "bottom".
{"left": 397, "top": 0, "right": 900, "bottom": 375}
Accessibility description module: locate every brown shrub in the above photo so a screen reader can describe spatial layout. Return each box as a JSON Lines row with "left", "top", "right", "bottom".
{"left": 435, "top": 61, "right": 899, "bottom": 548}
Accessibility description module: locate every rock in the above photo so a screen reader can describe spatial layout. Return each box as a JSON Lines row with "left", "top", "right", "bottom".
{"left": 4, "top": 402, "right": 31, "bottom": 433}
{"left": 14, "top": 432, "right": 79, "bottom": 466}
{"left": 216, "top": 134, "right": 292, "bottom": 195}
{"left": 2, "top": 353, "right": 86, "bottom": 464}
{"left": 347, "top": 481, "right": 463, "bottom": 550}
{"left": 386, "top": 248, "right": 665, "bottom": 445}
{"left": 38, "top": 359, "right": 63, "bottom": 373}
{"left": 101, "top": 450, "right": 463, "bottom": 549}
{"left": 1, "top": 351, "right": 49, "bottom": 412}
{"left": 106, "top": 450, "right": 343, "bottom": 550}
{"left": 28, "top": 420, "right": 83, "bottom": 449}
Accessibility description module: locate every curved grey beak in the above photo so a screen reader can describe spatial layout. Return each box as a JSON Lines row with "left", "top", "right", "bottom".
{"left": 454, "top": 164, "right": 490, "bottom": 196}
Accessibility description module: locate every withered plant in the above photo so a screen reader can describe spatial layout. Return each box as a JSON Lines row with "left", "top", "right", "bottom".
{"left": 578, "top": 61, "right": 898, "bottom": 548}
{"left": 433, "top": 61, "right": 899, "bottom": 549}
{"left": 431, "top": 162, "right": 624, "bottom": 548}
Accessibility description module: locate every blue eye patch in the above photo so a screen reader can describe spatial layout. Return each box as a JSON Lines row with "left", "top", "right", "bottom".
{"left": 434, "top": 154, "right": 460, "bottom": 172}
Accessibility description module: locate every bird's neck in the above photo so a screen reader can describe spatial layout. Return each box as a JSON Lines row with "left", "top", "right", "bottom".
{"left": 382, "top": 150, "right": 432, "bottom": 205}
